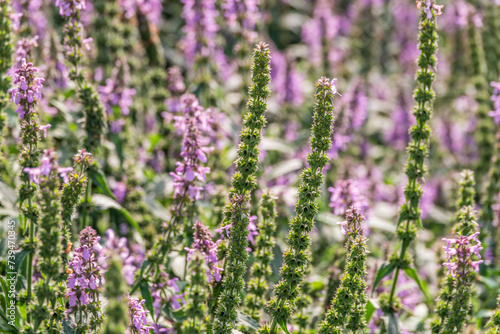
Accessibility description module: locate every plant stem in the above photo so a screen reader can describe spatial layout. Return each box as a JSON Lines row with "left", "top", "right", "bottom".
{"left": 82, "top": 178, "right": 92, "bottom": 228}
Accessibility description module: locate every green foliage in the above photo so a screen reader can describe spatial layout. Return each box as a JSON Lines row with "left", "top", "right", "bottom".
{"left": 182, "top": 252, "right": 208, "bottom": 333}
{"left": 386, "top": 0, "right": 441, "bottom": 310}
{"left": 244, "top": 193, "right": 277, "bottom": 323}
{"left": 213, "top": 42, "right": 271, "bottom": 334}
{"left": 262, "top": 76, "right": 337, "bottom": 333}
{"left": 103, "top": 259, "right": 128, "bottom": 334}
{"left": 318, "top": 207, "right": 368, "bottom": 334}
{"left": 0, "top": 0, "right": 12, "bottom": 137}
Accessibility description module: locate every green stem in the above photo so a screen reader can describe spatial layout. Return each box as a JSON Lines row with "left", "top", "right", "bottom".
{"left": 26, "top": 214, "right": 34, "bottom": 323}
{"left": 82, "top": 177, "right": 92, "bottom": 228}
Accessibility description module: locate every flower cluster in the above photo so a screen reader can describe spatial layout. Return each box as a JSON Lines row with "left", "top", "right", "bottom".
{"left": 442, "top": 232, "right": 483, "bottom": 276}
{"left": 416, "top": 0, "right": 444, "bottom": 19}
{"left": 9, "top": 58, "right": 44, "bottom": 119}
{"left": 319, "top": 206, "right": 368, "bottom": 334}
{"left": 431, "top": 231, "right": 483, "bottom": 333}
{"left": 13, "top": 56, "right": 45, "bottom": 319}
{"left": 13, "top": 36, "right": 39, "bottom": 67}
{"left": 121, "top": 0, "right": 163, "bottom": 26}
{"left": 181, "top": 0, "right": 220, "bottom": 67}
{"left": 99, "top": 79, "right": 136, "bottom": 117}
{"left": 169, "top": 94, "right": 214, "bottom": 201}
{"left": 66, "top": 227, "right": 105, "bottom": 332}
{"left": 55, "top": 0, "right": 87, "bottom": 17}
{"left": 271, "top": 51, "right": 304, "bottom": 107}
{"left": 185, "top": 221, "right": 223, "bottom": 282}
{"left": 98, "top": 62, "right": 136, "bottom": 133}
{"left": 328, "top": 179, "right": 370, "bottom": 217}
{"left": 128, "top": 297, "right": 153, "bottom": 334}
{"left": 105, "top": 229, "right": 145, "bottom": 285}
{"left": 301, "top": 0, "right": 339, "bottom": 69}
{"left": 329, "top": 78, "right": 367, "bottom": 158}
{"left": 222, "top": 0, "right": 260, "bottom": 33}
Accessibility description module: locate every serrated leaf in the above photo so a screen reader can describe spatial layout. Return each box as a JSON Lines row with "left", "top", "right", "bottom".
{"left": 0, "top": 277, "right": 10, "bottom": 311}
{"left": 372, "top": 263, "right": 395, "bottom": 293}
{"left": 403, "top": 268, "right": 431, "bottom": 301}
{"left": 387, "top": 313, "right": 400, "bottom": 334}
{"left": 91, "top": 194, "right": 142, "bottom": 237}
{"left": 140, "top": 282, "right": 155, "bottom": 317}
{"left": 88, "top": 169, "right": 116, "bottom": 199}
{"left": 365, "top": 299, "right": 379, "bottom": 323}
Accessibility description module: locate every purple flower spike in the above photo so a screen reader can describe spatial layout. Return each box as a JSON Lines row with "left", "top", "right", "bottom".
{"left": 66, "top": 227, "right": 105, "bottom": 329}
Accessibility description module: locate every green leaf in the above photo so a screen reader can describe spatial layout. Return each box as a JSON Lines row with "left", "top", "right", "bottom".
{"left": 88, "top": 169, "right": 116, "bottom": 199}
{"left": 163, "top": 306, "right": 187, "bottom": 322}
{"left": 14, "top": 250, "right": 29, "bottom": 274}
{"left": 92, "top": 194, "right": 142, "bottom": 237}
{"left": 479, "top": 276, "right": 499, "bottom": 292}
{"left": 278, "top": 319, "right": 291, "bottom": 334}
{"left": 0, "top": 307, "right": 19, "bottom": 333}
{"left": 0, "top": 294, "right": 6, "bottom": 315}
{"left": 403, "top": 268, "right": 431, "bottom": 301}
{"left": 131, "top": 260, "right": 151, "bottom": 294}
{"left": 372, "top": 263, "right": 395, "bottom": 293}
{"left": 140, "top": 282, "right": 155, "bottom": 317}
{"left": 365, "top": 299, "right": 379, "bottom": 323}
{"left": 0, "top": 277, "right": 10, "bottom": 311}
{"left": 387, "top": 313, "right": 400, "bottom": 334}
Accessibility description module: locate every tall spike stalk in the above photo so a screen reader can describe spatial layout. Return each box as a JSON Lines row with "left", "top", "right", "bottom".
{"left": 384, "top": 0, "right": 442, "bottom": 312}
{"left": 260, "top": 77, "right": 337, "bottom": 334}
{"left": 212, "top": 42, "right": 271, "bottom": 333}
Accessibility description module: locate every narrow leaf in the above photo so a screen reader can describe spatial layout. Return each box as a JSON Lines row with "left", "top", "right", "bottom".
{"left": 403, "top": 268, "right": 431, "bottom": 301}
{"left": 92, "top": 194, "right": 142, "bottom": 237}
{"left": 140, "top": 282, "right": 154, "bottom": 317}
{"left": 88, "top": 169, "right": 116, "bottom": 199}
{"left": 365, "top": 299, "right": 379, "bottom": 323}
{"left": 372, "top": 263, "right": 395, "bottom": 293}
